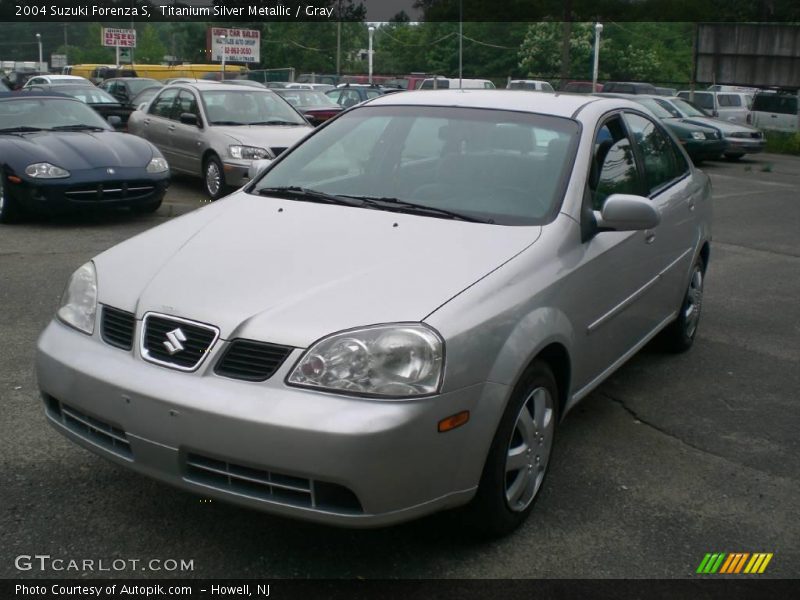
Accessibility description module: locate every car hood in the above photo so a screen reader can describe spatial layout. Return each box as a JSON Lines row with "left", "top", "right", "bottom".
{"left": 4, "top": 130, "right": 154, "bottom": 169}
{"left": 94, "top": 193, "right": 541, "bottom": 348}
{"left": 677, "top": 116, "right": 756, "bottom": 135}
{"left": 210, "top": 124, "right": 312, "bottom": 149}
{"left": 664, "top": 118, "right": 719, "bottom": 134}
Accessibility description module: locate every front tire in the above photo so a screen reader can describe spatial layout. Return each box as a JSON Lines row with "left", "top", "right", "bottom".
{"left": 724, "top": 153, "right": 743, "bottom": 162}
{"left": 464, "top": 360, "right": 558, "bottom": 538}
{"left": 660, "top": 258, "right": 705, "bottom": 353}
{"left": 202, "top": 155, "right": 227, "bottom": 201}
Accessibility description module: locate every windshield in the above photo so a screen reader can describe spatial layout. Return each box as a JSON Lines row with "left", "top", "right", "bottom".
{"left": 0, "top": 98, "right": 110, "bottom": 130}
{"left": 200, "top": 89, "right": 306, "bottom": 125}
{"left": 668, "top": 98, "right": 707, "bottom": 117}
{"left": 127, "top": 79, "right": 161, "bottom": 95}
{"left": 632, "top": 97, "right": 675, "bottom": 119}
{"left": 276, "top": 90, "right": 339, "bottom": 108}
{"left": 251, "top": 105, "right": 579, "bottom": 226}
{"left": 59, "top": 86, "right": 120, "bottom": 104}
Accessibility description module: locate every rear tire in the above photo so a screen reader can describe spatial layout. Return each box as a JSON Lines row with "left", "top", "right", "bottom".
{"left": 659, "top": 258, "right": 705, "bottom": 353}
{"left": 0, "top": 172, "right": 21, "bottom": 224}
{"left": 724, "top": 153, "right": 743, "bottom": 162}
{"left": 463, "top": 360, "right": 558, "bottom": 538}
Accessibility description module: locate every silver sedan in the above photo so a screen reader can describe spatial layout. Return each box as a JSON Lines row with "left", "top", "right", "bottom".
{"left": 37, "top": 90, "right": 711, "bottom": 537}
{"left": 127, "top": 82, "right": 312, "bottom": 199}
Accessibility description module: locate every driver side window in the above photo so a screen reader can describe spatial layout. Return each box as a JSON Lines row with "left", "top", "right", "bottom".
{"left": 588, "top": 116, "right": 641, "bottom": 210}
{"left": 149, "top": 89, "right": 178, "bottom": 119}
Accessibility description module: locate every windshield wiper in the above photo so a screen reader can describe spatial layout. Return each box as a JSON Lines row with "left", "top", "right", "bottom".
{"left": 50, "top": 124, "right": 106, "bottom": 131}
{"left": 337, "top": 195, "right": 489, "bottom": 223}
{"left": 0, "top": 126, "right": 45, "bottom": 133}
{"left": 254, "top": 186, "right": 364, "bottom": 207}
{"left": 247, "top": 120, "right": 302, "bottom": 126}
{"left": 209, "top": 120, "right": 246, "bottom": 126}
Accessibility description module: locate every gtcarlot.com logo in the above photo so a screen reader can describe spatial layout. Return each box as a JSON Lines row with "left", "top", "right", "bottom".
{"left": 14, "top": 554, "right": 194, "bottom": 572}
{"left": 696, "top": 552, "right": 773, "bottom": 574}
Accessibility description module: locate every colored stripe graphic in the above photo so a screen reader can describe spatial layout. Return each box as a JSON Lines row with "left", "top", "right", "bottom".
{"left": 700, "top": 553, "right": 774, "bottom": 574}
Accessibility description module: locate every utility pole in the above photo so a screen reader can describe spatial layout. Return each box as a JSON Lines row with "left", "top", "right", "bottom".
{"left": 336, "top": 0, "right": 341, "bottom": 76}
{"left": 63, "top": 23, "right": 68, "bottom": 67}
{"left": 559, "top": 0, "right": 572, "bottom": 89}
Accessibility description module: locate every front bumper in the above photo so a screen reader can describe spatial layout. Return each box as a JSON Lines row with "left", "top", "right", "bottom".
{"left": 7, "top": 167, "right": 169, "bottom": 214}
{"left": 222, "top": 159, "right": 252, "bottom": 188}
{"left": 683, "top": 138, "right": 728, "bottom": 160}
{"left": 36, "top": 319, "right": 506, "bottom": 527}
{"left": 724, "top": 137, "right": 765, "bottom": 155}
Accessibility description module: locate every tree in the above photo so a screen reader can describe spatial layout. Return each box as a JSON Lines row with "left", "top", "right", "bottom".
{"left": 136, "top": 25, "right": 167, "bottom": 64}
{"left": 518, "top": 21, "right": 593, "bottom": 79}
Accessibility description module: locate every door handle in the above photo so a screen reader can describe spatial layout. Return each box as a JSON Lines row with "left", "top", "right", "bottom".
{"left": 645, "top": 230, "right": 656, "bottom": 244}
{"left": 687, "top": 198, "right": 696, "bottom": 211}
{"left": 168, "top": 125, "right": 176, "bottom": 131}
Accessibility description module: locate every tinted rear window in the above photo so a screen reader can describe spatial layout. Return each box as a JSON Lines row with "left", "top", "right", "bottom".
{"left": 752, "top": 94, "right": 798, "bottom": 115}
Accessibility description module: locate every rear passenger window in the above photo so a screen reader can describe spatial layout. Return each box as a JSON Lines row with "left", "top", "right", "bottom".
{"left": 718, "top": 94, "right": 741, "bottom": 107}
{"left": 692, "top": 93, "right": 714, "bottom": 110}
{"left": 624, "top": 113, "right": 684, "bottom": 195}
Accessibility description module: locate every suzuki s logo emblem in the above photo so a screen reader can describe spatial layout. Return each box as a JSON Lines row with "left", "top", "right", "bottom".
{"left": 163, "top": 328, "right": 187, "bottom": 355}
{"left": 107, "top": 168, "right": 115, "bottom": 175}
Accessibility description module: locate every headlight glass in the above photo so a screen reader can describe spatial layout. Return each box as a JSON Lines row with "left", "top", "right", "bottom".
{"left": 56, "top": 262, "right": 97, "bottom": 335}
{"left": 229, "top": 145, "right": 271, "bottom": 160}
{"left": 146, "top": 157, "right": 169, "bottom": 173}
{"left": 691, "top": 131, "right": 706, "bottom": 140}
{"left": 287, "top": 324, "right": 444, "bottom": 398}
{"left": 25, "top": 162, "right": 70, "bottom": 178}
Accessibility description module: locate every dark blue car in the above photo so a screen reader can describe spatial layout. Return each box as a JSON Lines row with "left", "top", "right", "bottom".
{"left": 0, "top": 92, "right": 170, "bottom": 223}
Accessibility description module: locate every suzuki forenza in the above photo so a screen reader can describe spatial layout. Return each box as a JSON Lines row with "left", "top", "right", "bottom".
{"left": 37, "top": 90, "right": 711, "bottom": 536}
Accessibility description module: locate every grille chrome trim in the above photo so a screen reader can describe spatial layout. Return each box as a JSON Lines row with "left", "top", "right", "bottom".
{"left": 140, "top": 312, "right": 219, "bottom": 372}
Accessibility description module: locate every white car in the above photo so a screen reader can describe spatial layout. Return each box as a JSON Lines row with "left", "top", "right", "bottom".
{"left": 677, "top": 90, "right": 753, "bottom": 125}
{"left": 750, "top": 91, "right": 799, "bottom": 133}
{"left": 22, "top": 74, "right": 92, "bottom": 88}
{"left": 507, "top": 79, "right": 554, "bottom": 92}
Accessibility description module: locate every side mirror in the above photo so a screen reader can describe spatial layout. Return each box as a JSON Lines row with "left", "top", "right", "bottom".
{"left": 179, "top": 112, "right": 200, "bottom": 127}
{"left": 594, "top": 194, "right": 660, "bottom": 232}
{"left": 107, "top": 115, "right": 122, "bottom": 128}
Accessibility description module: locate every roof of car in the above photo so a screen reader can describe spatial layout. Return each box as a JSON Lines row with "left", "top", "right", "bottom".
{"left": 366, "top": 89, "right": 605, "bottom": 117}
{"left": 171, "top": 82, "right": 276, "bottom": 92}
{"left": 0, "top": 91, "right": 74, "bottom": 100}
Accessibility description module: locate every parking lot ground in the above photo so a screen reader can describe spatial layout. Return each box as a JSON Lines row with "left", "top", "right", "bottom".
{"left": 0, "top": 154, "right": 798, "bottom": 579}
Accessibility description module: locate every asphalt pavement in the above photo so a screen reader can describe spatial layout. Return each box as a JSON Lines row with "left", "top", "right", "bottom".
{"left": 1, "top": 156, "right": 798, "bottom": 579}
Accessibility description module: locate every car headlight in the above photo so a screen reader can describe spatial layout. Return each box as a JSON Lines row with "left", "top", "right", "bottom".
{"left": 229, "top": 145, "right": 271, "bottom": 160}
{"left": 287, "top": 324, "right": 444, "bottom": 398}
{"left": 25, "top": 162, "right": 70, "bottom": 178}
{"left": 56, "top": 262, "right": 97, "bottom": 335}
{"left": 146, "top": 157, "right": 169, "bottom": 173}
{"left": 691, "top": 131, "right": 706, "bottom": 140}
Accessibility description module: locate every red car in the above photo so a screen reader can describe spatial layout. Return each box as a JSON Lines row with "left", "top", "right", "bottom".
{"left": 273, "top": 89, "right": 343, "bottom": 126}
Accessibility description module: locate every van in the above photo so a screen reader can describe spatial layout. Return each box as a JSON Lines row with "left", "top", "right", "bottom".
{"left": 750, "top": 91, "right": 799, "bottom": 132}
{"left": 677, "top": 90, "right": 753, "bottom": 125}
{"left": 419, "top": 77, "right": 495, "bottom": 90}
{"left": 507, "top": 79, "right": 554, "bottom": 92}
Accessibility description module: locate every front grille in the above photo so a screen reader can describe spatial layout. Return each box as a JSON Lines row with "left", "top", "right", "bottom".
{"left": 184, "top": 453, "right": 363, "bottom": 514}
{"left": 270, "top": 147, "right": 287, "bottom": 157}
{"left": 214, "top": 339, "right": 293, "bottom": 382}
{"left": 101, "top": 306, "right": 135, "bottom": 350}
{"left": 141, "top": 314, "right": 218, "bottom": 371}
{"left": 64, "top": 181, "right": 156, "bottom": 202}
{"left": 45, "top": 396, "right": 132, "bottom": 460}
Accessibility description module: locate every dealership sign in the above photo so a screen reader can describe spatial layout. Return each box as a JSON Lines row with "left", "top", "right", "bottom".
{"left": 102, "top": 28, "right": 136, "bottom": 48}
{"left": 208, "top": 27, "right": 260, "bottom": 64}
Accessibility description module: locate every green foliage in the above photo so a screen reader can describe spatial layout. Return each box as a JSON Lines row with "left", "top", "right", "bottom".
{"left": 136, "top": 25, "right": 167, "bottom": 64}
{"left": 765, "top": 131, "right": 800, "bottom": 155}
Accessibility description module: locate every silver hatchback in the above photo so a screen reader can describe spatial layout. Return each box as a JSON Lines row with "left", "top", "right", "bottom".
{"left": 127, "top": 82, "right": 312, "bottom": 199}
{"left": 37, "top": 91, "right": 711, "bottom": 537}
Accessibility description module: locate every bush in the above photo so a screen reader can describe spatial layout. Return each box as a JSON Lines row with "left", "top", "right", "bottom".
{"left": 764, "top": 131, "right": 800, "bottom": 155}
